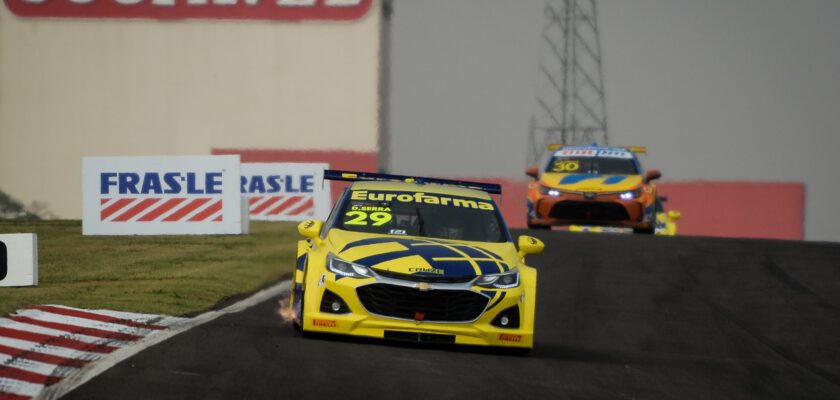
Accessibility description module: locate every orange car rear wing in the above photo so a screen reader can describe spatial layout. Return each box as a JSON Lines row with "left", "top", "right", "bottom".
{"left": 546, "top": 144, "right": 648, "bottom": 154}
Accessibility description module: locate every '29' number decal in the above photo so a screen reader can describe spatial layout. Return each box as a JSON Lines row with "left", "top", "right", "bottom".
{"left": 344, "top": 211, "right": 393, "bottom": 226}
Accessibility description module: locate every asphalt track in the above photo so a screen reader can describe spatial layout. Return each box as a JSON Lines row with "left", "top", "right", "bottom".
{"left": 65, "top": 230, "right": 840, "bottom": 399}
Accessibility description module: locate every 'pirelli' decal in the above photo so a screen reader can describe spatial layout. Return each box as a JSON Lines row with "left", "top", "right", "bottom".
{"left": 312, "top": 319, "right": 337, "bottom": 328}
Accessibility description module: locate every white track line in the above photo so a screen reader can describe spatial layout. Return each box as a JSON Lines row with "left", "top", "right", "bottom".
{"left": 0, "top": 377, "right": 45, "bottom": 398}
{"left": 0, "top": 319, "right": 131, "bottom": 347}
{"left": 44, "top": 305, "right": 185, "bottom": 323}
{"left": 37, "top": 280, "right": 291, "bottom": 400}
{"left": 0, "top": 353, "right": 79, "bottom": 378}
{"left": 0, "top": 337, "right": 104, "bottom": 361}
{"left": 11, "top": 309, "right": 160, "bottom": 336}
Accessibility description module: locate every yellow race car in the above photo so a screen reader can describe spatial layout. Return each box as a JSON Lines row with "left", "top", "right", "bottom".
{"left": 290, "top": 170, "right": 544, "bottom": 350}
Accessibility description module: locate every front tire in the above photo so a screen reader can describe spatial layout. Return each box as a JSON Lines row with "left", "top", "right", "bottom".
{"left": 527, "top": 221, "right": 551, "bottom": 230}
{"left": 633, "top": 226, "right": 655, "bottom": 235}
{"left": 633, "top": 204, "right": 657, "bottom": 234}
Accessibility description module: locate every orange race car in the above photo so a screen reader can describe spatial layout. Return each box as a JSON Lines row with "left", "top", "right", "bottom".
{"left": 526, "top": 145, "right": 662, "bottom": 234}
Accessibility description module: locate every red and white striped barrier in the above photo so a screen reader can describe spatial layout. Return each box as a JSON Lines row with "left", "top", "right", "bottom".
{"left": 99, "top": 197, "right": 224, "bottom": 222}
{"left": 0, "top": 305, "right": 186, "bottom": 399}
{"left": 248, "top": 195, "right": 315, "bottom": 219}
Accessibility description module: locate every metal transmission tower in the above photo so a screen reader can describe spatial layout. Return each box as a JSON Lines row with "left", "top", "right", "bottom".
{"left": 528, "top": 0, "right": 609, "bottom": 165}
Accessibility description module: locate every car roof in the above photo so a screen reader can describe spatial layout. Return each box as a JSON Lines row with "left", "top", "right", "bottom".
{"left": 349, "top": 180, "right": 494, "bottom": 200}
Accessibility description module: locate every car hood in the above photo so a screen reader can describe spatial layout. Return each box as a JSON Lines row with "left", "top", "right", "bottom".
{"left": 326, "top": 229, "right": 519, "bottom": 277}
{"left": 540, "top": 172, "right": 642, "bottom": 193}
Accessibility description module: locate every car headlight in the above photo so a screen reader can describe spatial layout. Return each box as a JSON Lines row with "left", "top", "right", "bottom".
{"left": 619, "top": 188, "right": 642, "bottom": 200}
{"left": 475, "top": 269, "right": 519, "bottom": 289}
{"left": 538, "top": 185, "right": 561, "bottom": 197}
{"left": 327, "top": 254, "right": 373, "bottom": 279}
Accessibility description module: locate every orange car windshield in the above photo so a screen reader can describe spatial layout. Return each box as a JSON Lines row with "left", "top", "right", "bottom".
{"left": 547, "top": 156, "right": 638, "bottom": 175}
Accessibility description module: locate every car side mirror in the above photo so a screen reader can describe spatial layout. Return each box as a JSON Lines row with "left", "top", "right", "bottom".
{"left": 667, "top": 210, "right": 682, "bottom": 220}
{"left": 297, "top": 220, "right": 324, "bottom": 245}
{"left": 645, "top": 169, "right": 662, "bottom": 182}
{"left": 525, "top": 166, "right": 540, "bottom": 179}
{"left": 517, "top": 235, "right": 545, "bottom": 260}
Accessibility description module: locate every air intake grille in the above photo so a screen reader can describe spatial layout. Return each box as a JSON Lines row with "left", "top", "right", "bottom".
{"left": 549, "top": 201, "right": 631, "bottom": 221}
{"left": 356, "top": 284, "right": 489, "bottom": 322}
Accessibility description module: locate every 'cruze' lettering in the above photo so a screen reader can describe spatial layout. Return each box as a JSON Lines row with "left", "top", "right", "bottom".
{"left": 100, "top": 172, "right": 223, "bottom": 195}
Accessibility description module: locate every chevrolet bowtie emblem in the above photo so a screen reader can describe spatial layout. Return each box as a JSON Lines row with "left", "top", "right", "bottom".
{"left": 584, "top": 192, "right": 597, "bottom": 200}
{"left": 416, "top": 283, "right": 432, "bottom": 291}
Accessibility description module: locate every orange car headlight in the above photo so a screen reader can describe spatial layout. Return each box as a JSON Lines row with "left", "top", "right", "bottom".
{"left": 619, "top": 188, "right": 643, "bottom": 200}
{"left": 538, "top": 185, "right": 561, "bottom": 197}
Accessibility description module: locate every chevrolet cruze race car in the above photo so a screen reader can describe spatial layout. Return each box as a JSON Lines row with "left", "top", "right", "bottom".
{"left": 291, "top": 170, "right": 544, "bottom": 350}
{"left": 526, "top": 145, "right": 662, "bottom": 233}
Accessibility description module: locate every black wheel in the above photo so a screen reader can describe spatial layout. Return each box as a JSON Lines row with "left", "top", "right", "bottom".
{"left": 292, "top": 290, "right": 304, "bottom": 331}
{"left": 633, "top": 226, "right": 655, "bottom": 235}
{"left": 633, "top": 204, "right": 657, "bottom": 234}
{"left": 527, "top": 222, "right": 551, "bottom": 230}
{"left": 292, "top": 269, "right": 306, "bottom": 332}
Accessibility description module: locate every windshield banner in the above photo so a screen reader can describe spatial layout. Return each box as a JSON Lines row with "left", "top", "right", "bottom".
{"left": 555, "top": 148, "right": 633, "bottom": 159}
{"left": 350, "top": 190, "right": 495, "bottom": 211}
{"left": 82, "top": 155, "right": 244, "bottom": 235}
{"left": 241, "top": 163, "right": 330, "bottom": 222}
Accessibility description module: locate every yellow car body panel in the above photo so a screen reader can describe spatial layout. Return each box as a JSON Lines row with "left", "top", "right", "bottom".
{"left": 292, "top": 178, "right": 540, "bottom": 349}
{"left": 539, "top": 172, "right": 644, "bottom": 193}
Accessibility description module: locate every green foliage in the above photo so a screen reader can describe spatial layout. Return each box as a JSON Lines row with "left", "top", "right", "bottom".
{"left": 0, "top": 189, "right": 38, "bottom": 219}
{"left": 0, "top": 220, "right": 298, "bottom": 316}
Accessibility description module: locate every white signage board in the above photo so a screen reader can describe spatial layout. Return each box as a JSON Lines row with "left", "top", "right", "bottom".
{"left": 0, "top": 234, "right": 38, "bottom": 287}
{"left": 240, "top": 163, "right": 330, "bottom": 222}
{"left": 82, "top": 155, "right": 243, "bottom": 235}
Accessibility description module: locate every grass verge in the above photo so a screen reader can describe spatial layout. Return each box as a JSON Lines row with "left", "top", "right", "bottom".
{"left": 0, "top": 220, "right": 298, "bottom": 316}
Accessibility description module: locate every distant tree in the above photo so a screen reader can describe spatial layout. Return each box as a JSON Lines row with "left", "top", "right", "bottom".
{"left": 0, "top": 189, "right": 41, "bottom": 219}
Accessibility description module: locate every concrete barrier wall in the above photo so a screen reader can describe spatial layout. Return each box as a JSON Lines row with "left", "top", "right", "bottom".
{"left": 0, "top": 4, "right": 381, "bottom": 219}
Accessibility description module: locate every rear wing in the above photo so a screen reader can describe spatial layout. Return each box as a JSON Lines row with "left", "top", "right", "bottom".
{"left": 324, "top": 170, "right": 502, "bottom": 195}
{"left": 546, "top": 144, "right": 647, "bottom": 154}
{"left": 624, "top": 146, "right": 647, "bottom": 154}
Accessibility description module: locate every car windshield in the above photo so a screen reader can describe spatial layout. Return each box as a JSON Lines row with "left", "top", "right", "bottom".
{"left": 547, "top": 156, "right": 638, "bottom": 175}
{"left": 335, "top": 190, "right": 508, "bottom": 243}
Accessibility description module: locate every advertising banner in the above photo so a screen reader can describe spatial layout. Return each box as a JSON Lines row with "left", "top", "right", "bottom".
{"left": 0, "top": 234, "right": 38, "bottom": 287}
{"left": 3, "top": 0, "right": 371, "bottom": 21}
{"left": 241, "top": 163, "right": 330, "bottom": 222}
{"left": 82, "top": 155, "right": 243, "bottom": 235}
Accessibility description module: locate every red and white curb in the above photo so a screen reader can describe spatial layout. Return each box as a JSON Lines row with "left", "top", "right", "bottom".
{"left": 0, "top": 280, "right": 290, "bottom": 400}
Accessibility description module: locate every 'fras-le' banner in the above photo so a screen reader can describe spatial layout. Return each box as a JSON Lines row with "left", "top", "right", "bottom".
{"left": 240, "top": 163, "right": 330, "bottom": 222}
{"left": 82, "top": 155, "right": 244, "bottom": 235}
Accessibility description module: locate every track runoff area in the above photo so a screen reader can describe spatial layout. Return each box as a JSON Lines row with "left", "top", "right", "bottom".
{"left": 60, "top": 230, "right": 840, "bottom": 399}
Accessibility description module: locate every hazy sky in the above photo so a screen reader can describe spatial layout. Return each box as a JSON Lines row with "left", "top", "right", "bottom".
{"left": 388, "top": 0, "right": 840, "bottom": 241}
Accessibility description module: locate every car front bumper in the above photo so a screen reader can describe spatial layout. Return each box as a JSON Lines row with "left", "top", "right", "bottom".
{"left": 300, "top": 275, "right": 536, "bottom": 349}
